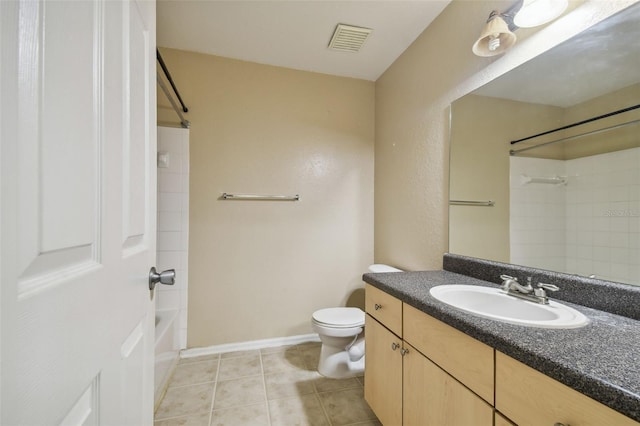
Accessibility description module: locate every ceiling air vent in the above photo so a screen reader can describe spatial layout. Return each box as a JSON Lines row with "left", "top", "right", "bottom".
{"left": 328, "top": 24, "right": 372, "bottom": 53}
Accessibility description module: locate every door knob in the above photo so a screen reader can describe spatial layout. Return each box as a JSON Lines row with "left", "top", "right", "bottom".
{"left": 149, "top": 267, "right": 176, "bottom": 290}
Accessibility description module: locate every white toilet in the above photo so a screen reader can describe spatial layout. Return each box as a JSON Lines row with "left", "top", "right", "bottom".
{"left": 311, "top": 264, "right": 402, "bottom": 378}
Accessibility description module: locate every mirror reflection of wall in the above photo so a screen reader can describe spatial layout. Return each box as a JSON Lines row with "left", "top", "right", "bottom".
{"left": 449, "top": 3, "right": 640, "bottom": 286}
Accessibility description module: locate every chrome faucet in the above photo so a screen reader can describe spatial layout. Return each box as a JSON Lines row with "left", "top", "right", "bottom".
{"left": 500, "top": 274, "right": 532, "bottom": 294}
{"left": 500, "top": 275, "right": 559, "bottom": 305}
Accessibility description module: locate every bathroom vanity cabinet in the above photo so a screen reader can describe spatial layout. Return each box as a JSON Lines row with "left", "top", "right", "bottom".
{"left": 364, "top": 283, "right": 640, "bottom": 426}
{"left": 365, "top": 284, "right": 492, "bottom": 426}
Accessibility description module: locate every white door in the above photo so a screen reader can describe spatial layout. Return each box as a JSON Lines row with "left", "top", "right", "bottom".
{"left": 1, "top": 0, "right": 158, "bottom": 424}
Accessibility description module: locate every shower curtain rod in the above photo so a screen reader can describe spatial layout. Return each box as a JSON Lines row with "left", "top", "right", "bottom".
{"left": 510, "top": 118, "right": 640, "bottom": 156}
{"left": 510, "top": 103, "right": 640, "bottom": 145}
{"left": 157, "top": 72, "right": 190, "bottom": 129}
{"left": 157, "top": 49, "right": 188, "bottom": 113}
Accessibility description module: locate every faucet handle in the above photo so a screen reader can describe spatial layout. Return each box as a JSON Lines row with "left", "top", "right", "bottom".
{"left": 500, "top": 274, "right": 518, "bottom": 282}
{"left": 537, "top": 282, "right": 559, "bottom": 292}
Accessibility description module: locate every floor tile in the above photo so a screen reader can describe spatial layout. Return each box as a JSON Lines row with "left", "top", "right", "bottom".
{"left": 342, "top": 421, "right": 382, "bottom": 426}
{"left": 264, "top": 369, "right": 318, "bottom": 400}
{"left": 154, "top": 412, "right": 211, "bottom": 426}
{"left": 155, "top": 383, "right": 214, "bottom": 420}
{"left": 213, "top": 375, "right": 266, "bottom": 410}
{"left": 220, "top": 349, "right": 260, "bottom": 359}
{"left": 268, "top": 394, "right": 329, "bottom": 426}
{"left": 217, "top": 354, "right": 262, "bottom": 381}
{"left": 262, "top": 350, "right": 307, "bottom": 375}
{"left": 317, "top": 387, "right": 377, "bottom": 426}
{"left": 260, "top": 345, "right": 294, "bottom": 355}
{"left": 210, "top": 403, "right": 270, "bottom": 426}
{"left": 170, "top": 360, "right": 218, "bottom": 387}
{"left": 298, "top": 345, "right": 321, "bottom": 371}
{"left": 313, "top": 376, "right": 361, "bottom": 393}
{"left": 155, "top": 341, "right": 379, "bottom": 426}
{"left": 179, "top": 354, "right": 220, "bottom": 364}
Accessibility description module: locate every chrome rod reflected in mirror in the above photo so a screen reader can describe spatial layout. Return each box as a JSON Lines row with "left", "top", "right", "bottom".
{"left": 449, "top": 3, "right": 640, "bottom": 286}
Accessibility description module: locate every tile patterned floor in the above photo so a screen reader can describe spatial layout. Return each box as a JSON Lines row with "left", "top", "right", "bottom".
{"left": 155, "top": 342, "right": 381, "bottom": 426}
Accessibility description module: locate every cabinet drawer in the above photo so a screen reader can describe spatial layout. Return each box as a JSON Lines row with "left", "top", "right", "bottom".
{"left": 365, "top": 284, "right": 402, "bottom": 336}
{"left": 403, "top": 303, "right": 494, "bottom": 404}
{"left": 496, "top": 351, "right": 639, "bottom": 426}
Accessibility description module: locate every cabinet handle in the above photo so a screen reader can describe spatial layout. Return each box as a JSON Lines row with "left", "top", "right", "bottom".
{"left": 374, "top": 303, "right": 382, "bottom": 310}
{"left": 400, "top": 348, "right": 409, "bottom": 356}
{"left": 554, "top": 423, "right": 569, "bottom": 426}
{"left": 391, "top": 342, "right": 400, "bottom": 351}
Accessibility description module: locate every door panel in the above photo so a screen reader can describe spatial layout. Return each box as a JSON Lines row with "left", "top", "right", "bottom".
{"left": 16, "top": 0, "right": 100, "bottom": 297}
{"left": 123, "top": 0, "right": 150, "bottom": 250}
{"left": 1, "top": 0, "right": 157, "bottom": 424}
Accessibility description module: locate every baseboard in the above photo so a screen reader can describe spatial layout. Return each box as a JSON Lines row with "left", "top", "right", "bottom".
{"left": 180, "top": 333, "right": 321, "bottom": 359}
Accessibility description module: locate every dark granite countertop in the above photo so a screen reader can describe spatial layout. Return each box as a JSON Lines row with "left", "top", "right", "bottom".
{"left": 362, "top": 269, "right": 640, "bottom": 422}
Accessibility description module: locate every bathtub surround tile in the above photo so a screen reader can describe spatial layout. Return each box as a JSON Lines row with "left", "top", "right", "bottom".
{"left": 156, "top": 126, "right": 190, "bottom": 360}
{"left": 158, "top": 231, "right": 182, "bottom": 252}
{"left": 159, "top": 192, "right": 183, "bottom": 212}
{"left": 157, "top": 251, "right": 183, "bottom": 273}
{"left": 159, "top": 172, "right": 183, "bottom": 193}
{"left": 155, "top": 342, "right": 379, "bottom": 425}
{"left": 159, "top": 211, "right": 183, "bottom": 232}
{"left": 157, "top": 289, "right": 181, "bottom": 311}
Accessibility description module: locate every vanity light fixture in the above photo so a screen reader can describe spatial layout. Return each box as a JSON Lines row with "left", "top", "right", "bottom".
{"left": 472, "top": 11, "right": 517, "bottom": 57}
{"left": 514, "top": 0, "right": 569, "bottom": 28}
{"left": 472, "top": 0, "right": 568, "bottom": 57}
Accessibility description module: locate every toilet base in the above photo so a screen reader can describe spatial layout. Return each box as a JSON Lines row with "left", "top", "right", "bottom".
{"left": 317, "top": 343, "right": 365, "bottom": 379}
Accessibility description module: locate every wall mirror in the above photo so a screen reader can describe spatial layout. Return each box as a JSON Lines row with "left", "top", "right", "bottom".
{"left": 449, "top": 3, "right": 640, "bottom": 286}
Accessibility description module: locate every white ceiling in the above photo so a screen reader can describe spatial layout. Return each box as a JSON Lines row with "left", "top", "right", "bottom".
{"left": 156, "top": 0, "right": 452, "bottom": 81}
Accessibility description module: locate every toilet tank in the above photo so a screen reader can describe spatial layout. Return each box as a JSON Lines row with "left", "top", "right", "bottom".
{"left": 368, "top": 264, "right": 402, "bottom": 273}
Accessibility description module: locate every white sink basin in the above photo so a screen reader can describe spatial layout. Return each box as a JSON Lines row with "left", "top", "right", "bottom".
{"left": 429, "top": 285, "right": 589, "bottom": 329}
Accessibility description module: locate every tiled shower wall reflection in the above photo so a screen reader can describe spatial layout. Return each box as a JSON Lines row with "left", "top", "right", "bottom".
{"left": 511, "top": 147, "right": 640, "bottom": 284}
{"left": 157, "top": 126, "right": 190, "bottom": 348}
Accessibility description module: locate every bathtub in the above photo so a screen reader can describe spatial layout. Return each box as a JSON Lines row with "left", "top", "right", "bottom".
{"left": 154, "top": 310, "right": 180, "bottom": 409}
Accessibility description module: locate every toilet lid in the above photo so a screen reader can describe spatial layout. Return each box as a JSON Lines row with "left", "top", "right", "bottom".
{"left": 312, "top": 307, "right": 365, "bottom": 327}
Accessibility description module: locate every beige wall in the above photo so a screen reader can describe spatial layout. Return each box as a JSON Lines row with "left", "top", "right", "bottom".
{"left": 374, "top": 0, "right": 636, "bottom": 271}
{"left": 158, "top": 49, "right": 374, "bottom": 347}
{"left": 562, "top": 83, "right": 640, "bottom": 159}
{"left": 449, "top": 95, "right": 562, "bottom": 262}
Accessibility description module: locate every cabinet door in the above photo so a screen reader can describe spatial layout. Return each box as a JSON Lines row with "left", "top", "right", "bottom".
{"left": 403, "top": 343, "right": 493, "bottom": 426}
{"left": 403, "top": 303, "right": 494, "bottom": 404}
{"left": 364, "top": 314, "right": 403, "bottom": 426}
{"left": 496, "top": 352, "right": 639, "bottom": 426}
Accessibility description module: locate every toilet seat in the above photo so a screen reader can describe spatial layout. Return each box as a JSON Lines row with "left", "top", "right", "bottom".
{"left": 312, "top": 307, "right": 364, "bottom": 328}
